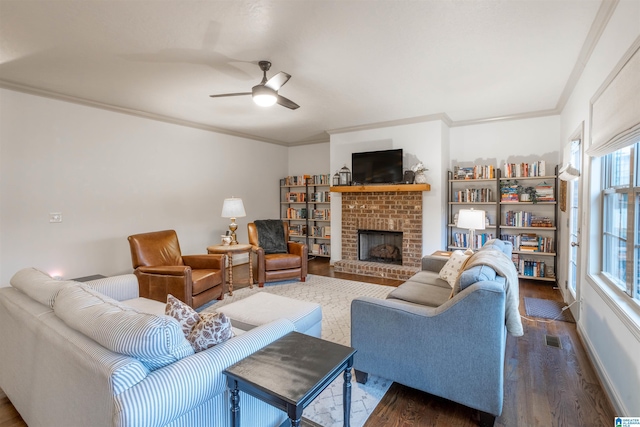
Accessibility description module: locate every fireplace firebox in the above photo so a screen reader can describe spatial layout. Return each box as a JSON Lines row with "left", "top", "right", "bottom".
{"left": 358, "top": 230, "right": 403, "bottom": 265}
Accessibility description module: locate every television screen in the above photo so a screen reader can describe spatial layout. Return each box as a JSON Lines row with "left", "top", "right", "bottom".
{"left": 352, "top": 149, "right": 403, "bottom": 184}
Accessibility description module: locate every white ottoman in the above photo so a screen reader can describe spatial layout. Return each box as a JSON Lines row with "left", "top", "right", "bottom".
{"left": 216, "top": 293, "right": 322, "bottom": 337}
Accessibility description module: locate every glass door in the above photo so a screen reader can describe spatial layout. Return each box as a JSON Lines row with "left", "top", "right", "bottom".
{"left": 568, "top": 138, "right": 582, "bottom": 296}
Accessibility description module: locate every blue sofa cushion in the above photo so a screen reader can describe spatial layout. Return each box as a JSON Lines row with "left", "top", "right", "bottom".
{"left": 459, "top": 265, "right": 498, "bottom": 291}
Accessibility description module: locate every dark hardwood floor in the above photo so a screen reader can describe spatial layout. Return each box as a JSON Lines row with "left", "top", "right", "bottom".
{"left": 0, "top": 258, "right": 615, "bottom": 427}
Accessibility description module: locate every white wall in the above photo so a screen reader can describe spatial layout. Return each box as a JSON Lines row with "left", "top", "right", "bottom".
{"left": 0, "top": 89, "right": 288, "bottom": 284}
{"left": 558, "top": 0, "right": 640, "bottom": 415}
{"left": 329, "top": 121, "right": 446, "bottom": 263}
{"left": 450, "top": 115, "right": 561, "bottom": 169}
{"left": 288, "top": 142, "right": 330, "bottom": 176}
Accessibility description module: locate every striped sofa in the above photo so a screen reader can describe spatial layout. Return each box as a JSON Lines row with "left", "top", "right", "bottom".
{"left": 0, "top": 268, "right": 294, "bottom": 427}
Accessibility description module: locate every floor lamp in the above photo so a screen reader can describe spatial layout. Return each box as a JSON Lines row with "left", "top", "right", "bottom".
{"left": 457, "top": 208, "right": 486, "bottom": 254}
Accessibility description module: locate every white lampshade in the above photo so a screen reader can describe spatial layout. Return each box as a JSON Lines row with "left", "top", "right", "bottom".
{"left": 457, "top": 209, "right": 486, "bottom": 231}
{"left": 221, "top": 198, "right": 246, "bottom": 218}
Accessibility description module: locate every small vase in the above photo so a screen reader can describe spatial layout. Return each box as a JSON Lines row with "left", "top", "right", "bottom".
{"left": 414, "top": 172, "right": 427, "bottom": 184}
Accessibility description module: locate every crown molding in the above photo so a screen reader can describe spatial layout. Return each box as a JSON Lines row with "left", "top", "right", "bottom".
{"left": 0, "top": 80, "right": 291, "bottom": 147}
{"left": 326, "top": 112, "right": 453, "bottom": 135}
{"left": 448, "top": 108, "right": 560, "bottom": 127}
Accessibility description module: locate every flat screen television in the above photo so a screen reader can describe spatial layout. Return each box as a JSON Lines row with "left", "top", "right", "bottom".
{"left": 352, "top": 149, "right": 403, "bottom": 184}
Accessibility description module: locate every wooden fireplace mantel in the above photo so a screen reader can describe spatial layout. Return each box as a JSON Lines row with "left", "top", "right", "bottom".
{"left": 330, "top": 183, "right": 430, "bottom": 193}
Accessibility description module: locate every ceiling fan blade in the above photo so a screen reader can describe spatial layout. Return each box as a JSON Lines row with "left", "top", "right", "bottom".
{"left": 265, "top": 72, "right": 291, "bottom": 91}
{"left": 209, "top": 92, "right": 251, "bottom": 98}
{"left": 277, "top": 95, "right": 300, "bottom": 110}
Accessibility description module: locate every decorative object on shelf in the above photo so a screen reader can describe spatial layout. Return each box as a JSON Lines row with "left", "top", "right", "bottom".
{"left": 339, "top": 165, "right": 351, "bottom": 186}
{"left": 412, "top": 162, "right": 428, "bottom": 184}
{"left": 457, "top": 208, "right": 486, "bottom": 254}
{"left": 518, "top": 185, "right": 538, "bottom": 203}
{"left": 221, "top": 234, "right": 232, "bottom": 245}
{"left": 221, "top": 197, "right": 246, "bottom": 245}
{"left": 332, "top": 172, "right": 340, "bottom": 186}
{"left": 403, "top": 170, "right": 415, "bottom": 184}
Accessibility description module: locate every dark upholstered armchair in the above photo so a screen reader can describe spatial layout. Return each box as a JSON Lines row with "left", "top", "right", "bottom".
{"left": 127, "top": 230, "right": 227, "bottom": 309}
{"left": 248, "top": 221, "right": 308, "bottom": 287}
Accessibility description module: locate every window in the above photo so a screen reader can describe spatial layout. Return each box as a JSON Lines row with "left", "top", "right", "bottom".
{"left": 601, "top": 142, "right": 639, "bottom": 304}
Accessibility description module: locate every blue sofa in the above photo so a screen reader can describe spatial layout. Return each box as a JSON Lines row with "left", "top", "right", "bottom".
{"left": 351, "top": 240, "right": 519, "bottom": 427}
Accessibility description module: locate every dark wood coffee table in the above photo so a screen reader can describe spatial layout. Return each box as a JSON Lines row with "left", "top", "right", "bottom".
{"left": 223, "top": 331, "right": 356, "bottom": 427}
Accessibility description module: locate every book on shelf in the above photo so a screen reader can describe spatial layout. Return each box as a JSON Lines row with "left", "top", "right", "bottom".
{"left": 502, "top": 161, "right": 547, "bottom": 178}
{"left": 504, "top": 211, "right": 554, "bottom": 228}
{"left": 453, "top": 187, "right": 493, "bottom": 203}
{"left": 452, "top": 164, "right": 496, "bottom": 180}
{"left": 285, "top": 207, "right": 307, "bottom": 219}
{"left": 283, "top": 174, "right": 331, "bottom": 186}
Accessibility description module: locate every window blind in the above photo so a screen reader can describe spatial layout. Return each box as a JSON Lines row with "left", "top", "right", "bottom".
{"left": 587, "top": 37, "right": 640, "bottom": 157}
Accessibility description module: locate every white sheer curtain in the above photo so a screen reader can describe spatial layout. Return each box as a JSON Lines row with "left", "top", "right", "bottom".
{"left": 587, "top": 36, "right": 640, "bottom": 157}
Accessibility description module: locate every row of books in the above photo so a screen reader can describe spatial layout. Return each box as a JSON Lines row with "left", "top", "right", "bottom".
{"left": 503, "top": 161, "right": 547, "bottom": 178}
{"left": 501, "top": 233, "right": 554, "bottom": 253}
{"left": 452, "top": 165, "right": 496, "bottom": 180}
{"left": 285, "top": 208, "right": 307, "bottom": 219}
{"left": 311, "top": 191, "right": 331, "bottom": 202}
{"left": 504, "top": 211, "right": 554, "bottom": 228}
{"left": 311, "top": 209, "right": 330, "bottom": 220}
{"left": 518, "top": 259, "right": 547, "bottom": 277}
{"left": 286, "top": 192, "right": 307, "bottom": 202}
{"left": 289, "top": 225, "right": 331, "bottom": 238}
{"left": 311, "top": 243, "right": 331, "bottom": 256}
{"left": 534, "top": 183, "right": 555, "bottom": 202}
{"left": 283, "top": 208, "right": 331, "bottom": 220}
{"left": 500, "top": 184, "right": 520, "bottom": 202}
{"left": 452, "top": 188, "right": 493, "bottom": 203}
{"left": 282, "top": 174, "right": 331, "bottom": 186}
{"left": 451, "top": 232, "right": 495, "bottom": 249}
{"left": 311, "top": 226, "right": 331, "bottom": 238}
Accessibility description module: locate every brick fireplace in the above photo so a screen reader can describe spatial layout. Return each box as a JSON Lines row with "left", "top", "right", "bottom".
{"left": 334, "top": 190, "right": 423, "bottom": 280}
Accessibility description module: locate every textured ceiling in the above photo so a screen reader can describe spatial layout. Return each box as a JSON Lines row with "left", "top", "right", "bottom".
{"left": 0, "top": 0, "right": 605, "bottom": 145}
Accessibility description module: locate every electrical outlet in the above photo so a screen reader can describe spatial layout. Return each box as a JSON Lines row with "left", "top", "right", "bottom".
{"left": 49, "top": 212, "right": 62, "bottom": 223}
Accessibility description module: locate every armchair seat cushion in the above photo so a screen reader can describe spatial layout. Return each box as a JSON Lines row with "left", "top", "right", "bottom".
{"left": 264, "top": 253, "right": 302, "bottom": 271}
{"left": 191, "top": 269, "right": 223, "bottom": 294}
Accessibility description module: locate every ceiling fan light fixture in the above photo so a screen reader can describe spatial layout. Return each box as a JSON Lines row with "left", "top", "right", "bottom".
{"left": 252, "top": 85, "right": 277, "bottom": 107}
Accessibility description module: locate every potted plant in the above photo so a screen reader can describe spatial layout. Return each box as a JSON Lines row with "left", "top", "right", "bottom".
{"left": 518, "top": 185, "right": 538, "bottom": 203}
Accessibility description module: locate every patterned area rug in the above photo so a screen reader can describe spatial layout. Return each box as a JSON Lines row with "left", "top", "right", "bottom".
{"left": 202, "top": 274, "right": 395, "bottom": 427}
{"left": 524, "top": 297, "right": 575, "bottom": 323}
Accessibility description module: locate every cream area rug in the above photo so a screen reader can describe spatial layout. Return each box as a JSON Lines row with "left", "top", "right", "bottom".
{"left": 202, "top": 274, "right": 395, "bottom": 427}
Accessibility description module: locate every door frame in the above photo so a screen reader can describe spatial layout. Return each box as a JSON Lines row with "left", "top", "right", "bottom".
{"left": 565, "top": 123, "right": 584, "bottom": 320}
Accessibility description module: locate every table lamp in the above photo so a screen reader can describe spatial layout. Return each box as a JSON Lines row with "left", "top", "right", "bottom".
{"left": 221, "top": 197, "right": 246, "bottom": 245}
{"left": 457, "top": 208, "right": 486, "bottom": 254}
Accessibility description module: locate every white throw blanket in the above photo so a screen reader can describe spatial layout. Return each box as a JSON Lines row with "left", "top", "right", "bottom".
{"left": 461, "top": 248, "right": 524, "bottom": 337}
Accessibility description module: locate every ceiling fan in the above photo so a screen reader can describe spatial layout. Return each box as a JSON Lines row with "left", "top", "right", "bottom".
{"left": 209, "top": 60, "right": 300, "bottom": 110}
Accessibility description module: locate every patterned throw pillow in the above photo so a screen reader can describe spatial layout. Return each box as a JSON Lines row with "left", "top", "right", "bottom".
{"left": 438, "top": 250, "right": 471, "bottom": 288}
{"left": 165, "top": 294, "right": 233, "bottom": 352}
{"left": 187, "top": 312, "right": 233, "bottom": 352}
{"left": 165, "top": 294, "right": 201, "bottom": 337}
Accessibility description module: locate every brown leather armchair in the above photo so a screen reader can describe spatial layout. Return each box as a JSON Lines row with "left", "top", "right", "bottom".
{"left": 248, "top": 221, "right": 308, "bottom": 287}
{"left": 127, "top": 230, "right": 227, "bottom": 309}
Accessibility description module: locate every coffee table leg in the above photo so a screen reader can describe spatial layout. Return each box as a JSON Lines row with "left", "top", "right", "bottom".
{"left": 343, "top": 360, "right": 353, "bottom": 427}
{"left": 230, "top": 382, "right": 240, "bottom": 427}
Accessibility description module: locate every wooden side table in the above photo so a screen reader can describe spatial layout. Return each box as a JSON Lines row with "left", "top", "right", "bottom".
{"left": 207, "top": 244, "right": 253, "bottom": 296}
